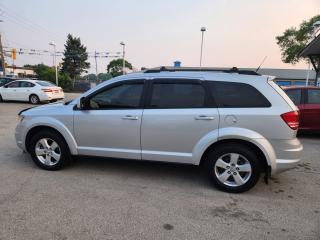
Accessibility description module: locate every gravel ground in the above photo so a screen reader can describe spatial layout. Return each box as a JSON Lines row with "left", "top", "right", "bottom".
{"left": 0, "top": 93, "right": 319, "bottom": 240}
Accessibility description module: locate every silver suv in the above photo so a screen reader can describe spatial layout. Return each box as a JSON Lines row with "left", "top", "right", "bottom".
{"left": 15, "top": 68, "right": 303, "bottom": 193}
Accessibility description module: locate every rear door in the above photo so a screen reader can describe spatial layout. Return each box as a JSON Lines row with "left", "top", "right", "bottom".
{"left": 18, "top": 81, "right": 36, "bottom": 101}
{"left": 302, "top": 88, "right": 320, "bottom": 130}
{"left": 141, "top": 79, "right": 219, "bottom": 164}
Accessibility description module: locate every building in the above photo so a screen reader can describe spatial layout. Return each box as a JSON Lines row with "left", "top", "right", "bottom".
{"left": 255, "top": 68, "right": 316, "bottom": 86}
{"left": 1, "top": 66, "right": 36, "bottom": 78}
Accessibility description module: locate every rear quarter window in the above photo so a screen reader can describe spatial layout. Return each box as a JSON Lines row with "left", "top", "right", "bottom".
{"left": 207, "top": 81, "right": 271, "bottom": 108}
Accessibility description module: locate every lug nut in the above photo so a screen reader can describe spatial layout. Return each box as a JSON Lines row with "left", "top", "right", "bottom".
{"left": 236, "top": 167, "right": 239, "bottom": 170}
{"left": 233, "top": 172, "right": 237, "bottom": 175}
{"left": 227, "top": 171, "right": 231, "bottom": 174}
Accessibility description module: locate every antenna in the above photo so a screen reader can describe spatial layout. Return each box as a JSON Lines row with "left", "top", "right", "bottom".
{"left": 256, "top": 56, "right": 267, "bottom": 72}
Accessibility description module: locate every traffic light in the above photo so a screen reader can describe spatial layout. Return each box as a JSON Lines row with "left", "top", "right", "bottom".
{"left": 12, "top": 48, "right": 16, "bottom": 60}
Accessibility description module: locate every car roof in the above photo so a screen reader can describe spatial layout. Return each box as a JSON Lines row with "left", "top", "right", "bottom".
{"left": 115, "top": 71, "right": 271, "bottom": 81}
{"left": 282, "top": 86, "right": 320, "bottom": 90}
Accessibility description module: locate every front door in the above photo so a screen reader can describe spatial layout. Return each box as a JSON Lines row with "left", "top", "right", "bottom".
{"left": 141, "top": 79, "right": 219, "bottom": 164}
{"left": 1, "top": 81, "right": 20, "bottom": 100}
{"left": 74, "top": 80, "right": 145, "bottom": 159}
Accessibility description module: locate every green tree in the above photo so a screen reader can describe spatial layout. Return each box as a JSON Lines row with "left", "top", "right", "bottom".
{"left": 25, "top": 64, "right": 55, "bottom": 82}
{"left": 276, "top": 15, "right": 320, "bottom": 64}
{"left": 24, "top": 64, "right": 73, "bottom": 91}
{"left": 107, "top": 59, "right": 132, "bottom": 77}
{"left": 98, "top": 72, "right": 112, "bottom": 81}
{"left": 60, "top": 34, "right": 90, "bottom": 81}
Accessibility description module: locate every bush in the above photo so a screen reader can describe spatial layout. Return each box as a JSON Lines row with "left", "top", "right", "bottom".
{"left": 58, "top": 73, "right": 73, "bottom": 91}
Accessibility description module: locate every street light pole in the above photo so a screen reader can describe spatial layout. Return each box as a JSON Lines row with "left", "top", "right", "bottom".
{"left": 200, "top": 27, "right": 206, "bottom": 67}
{"left": 120, "top": 41, "right": 125, "bottom": 75}
{"left": 49, "top": 42, "right": 58, "bottom": 86}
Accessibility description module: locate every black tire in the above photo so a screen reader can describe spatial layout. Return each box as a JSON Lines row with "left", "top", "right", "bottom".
{"left": 205, "top": 143, "right": 261, "bottom": 193}
{"left": 29, "top": 130, "right": 70, "bottom": 170}
{"left": 29, "top": 94, "right": 40, "bottom": 104}
{"left": 0, "top": 94, "right": 3, "bottom": 102}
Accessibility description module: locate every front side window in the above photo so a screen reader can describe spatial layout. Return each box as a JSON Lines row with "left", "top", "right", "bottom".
{"left": 285, "top": 89, "right": 301, "bottom": 105}
{"left": 7, "top": 81, "right": 20, "bottom": 88}
{"left": 150, "top": 83, "right": 205, "bottom": 108}
{"left": 207, "top": 81, "right": 271, "bottom": 108}
{"left": 307, "top": 89, "right": 320, "bottom": 104}
{"left": 89, "top": 83, "right": 144, "bottom": 109}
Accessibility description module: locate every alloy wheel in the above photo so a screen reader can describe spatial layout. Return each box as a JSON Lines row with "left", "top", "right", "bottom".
{"left": 35, "top": 138, "right": 61, "bottom": 166}
{"left": 214, "top": 153, "right": 252, "bottom": 187}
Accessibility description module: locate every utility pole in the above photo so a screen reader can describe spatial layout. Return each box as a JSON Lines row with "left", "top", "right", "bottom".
{"left": 200, "top": 27, "right": 206, "bottom": 67}
{"left": 120, "top": 42, "right": 125, "bottom": 75}
{"left": 94, "top": 50, "right": 98, "bottom": 81}
{"left": 49, "top": 42, "right": 58, "bottom": 86}
{"left": 0, "top": 33, "right": 6, "bottom": 76}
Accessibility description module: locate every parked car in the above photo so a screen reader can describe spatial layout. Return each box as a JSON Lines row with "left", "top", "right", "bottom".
{"left": 283, "top": 86, "right": 320, "bottom": 131}
{"left": 0, "top": 77, "right": 16, "bottom": 87}
{"left": 15, "top": 68, "right": 302, "bottom": 193}
{"left": 0, "top": 79, "right": 64, "bottom": 104}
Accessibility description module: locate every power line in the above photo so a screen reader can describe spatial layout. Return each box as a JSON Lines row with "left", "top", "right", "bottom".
{"left": 0, "top": 3, "right": 66, "bottom": 44}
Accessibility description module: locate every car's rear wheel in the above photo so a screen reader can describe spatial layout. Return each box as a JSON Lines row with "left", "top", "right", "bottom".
{"left": 205, "top": 143, "right": 261, "bottom": 193}
{"left": 29, "top": 94, "right": 40, "bottom": 104}
{"left": 29, "top": 130, "right": 70, "bottom": 170}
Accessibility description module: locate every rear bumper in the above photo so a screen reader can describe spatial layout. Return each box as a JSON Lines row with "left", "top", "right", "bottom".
{"left": 270, "top": 138, "right": 303, "bottom": 175}
{"left": 41, "top": 92, "right": 65, "bottom": 101}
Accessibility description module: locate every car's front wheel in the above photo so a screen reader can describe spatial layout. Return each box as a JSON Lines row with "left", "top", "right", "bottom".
{"left": 29, "top": 130, "right": 70, "bottom": 170}
{"left": 205, "top": 143, "right": 261, "bottom": 193}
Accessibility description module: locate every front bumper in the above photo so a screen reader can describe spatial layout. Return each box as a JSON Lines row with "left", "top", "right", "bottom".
{"left": 15, "top": 119, "right": 27, "bottom": 152}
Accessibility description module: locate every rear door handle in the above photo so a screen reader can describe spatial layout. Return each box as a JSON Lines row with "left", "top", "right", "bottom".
{"left": 195, "top": 115, "right": 215, "bottom": 120}
{"left": 122, "top": 115, "right": 139, "bottom": 120}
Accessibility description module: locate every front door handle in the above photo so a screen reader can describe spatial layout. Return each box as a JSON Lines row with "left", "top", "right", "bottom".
{"left": 195, "top": 115, "right": 215, "bottom": 120}
{"left": 122, "top": 115, "right": 139, "bottom": 120}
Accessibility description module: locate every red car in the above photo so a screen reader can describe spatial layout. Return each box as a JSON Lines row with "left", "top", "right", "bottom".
{"left": 284, "top": 86, "right": 320, "bottom": 131}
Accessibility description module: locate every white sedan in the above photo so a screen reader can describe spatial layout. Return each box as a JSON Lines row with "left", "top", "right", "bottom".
{"left": 0, "top": 79, "right": 64, "bottom": 104}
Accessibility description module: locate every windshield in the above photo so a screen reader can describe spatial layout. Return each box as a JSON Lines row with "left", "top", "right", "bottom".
{"left": 0, "top": 79, "right": 9, "bottom": 86}
{"left": 36, "top": 81, "right": 56, "bottom": 86}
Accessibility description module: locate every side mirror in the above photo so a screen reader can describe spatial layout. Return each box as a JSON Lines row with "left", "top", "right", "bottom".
{"left": 3, "top": 85, "right": 8, "bottom": 88}
{"left": 79, "top": 97, "right": 88, "bottom": 110}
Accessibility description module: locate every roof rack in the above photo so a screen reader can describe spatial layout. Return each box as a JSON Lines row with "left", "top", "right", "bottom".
{"left": 144, "top": 66, "right": 260, "bottom": 75}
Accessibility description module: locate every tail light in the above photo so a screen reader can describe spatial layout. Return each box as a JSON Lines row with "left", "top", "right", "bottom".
{"left": 42, "top": 88, "right": 53, "bottom": 93}
{"left": 281, "top": 111, "right": 299, "bottom": 130}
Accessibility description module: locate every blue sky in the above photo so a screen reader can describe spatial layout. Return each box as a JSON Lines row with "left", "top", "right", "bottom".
{"left": 1, "top": 0, "right": 319, "bottom": 73}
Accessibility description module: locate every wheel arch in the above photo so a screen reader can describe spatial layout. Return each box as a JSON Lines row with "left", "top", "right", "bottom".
{"left": 25, "top": 123, "right": 78, "bottom": 155}
{"left": 199, "top": 139, "right": 269, "bottom": 172}
{"left": 194, "top": 127, "right": 277, "bottom": 174}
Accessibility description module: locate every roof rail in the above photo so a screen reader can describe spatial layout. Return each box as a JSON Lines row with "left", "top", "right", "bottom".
{"left": 144, "top": 66, "right": 260, "bottom": 75}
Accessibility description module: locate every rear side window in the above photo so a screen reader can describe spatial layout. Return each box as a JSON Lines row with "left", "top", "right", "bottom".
{"left": 285, "top": 89, "right": 301, "bottom": 105}
{"left": 20, "top": 81, "right": 35, "bottom": 88}
{"left": 307, "top": 89, "right": 320, "bottom": 104}
{"left": 150, "top": 83, "right": 205, "bottom": 108}
{"left": 207, "top": 81, "right": 271, "bottom": 108}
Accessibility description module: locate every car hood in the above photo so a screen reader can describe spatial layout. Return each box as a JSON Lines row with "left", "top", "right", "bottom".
{"left": 19, "top": 102, "right": 67, "bottom": 115}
